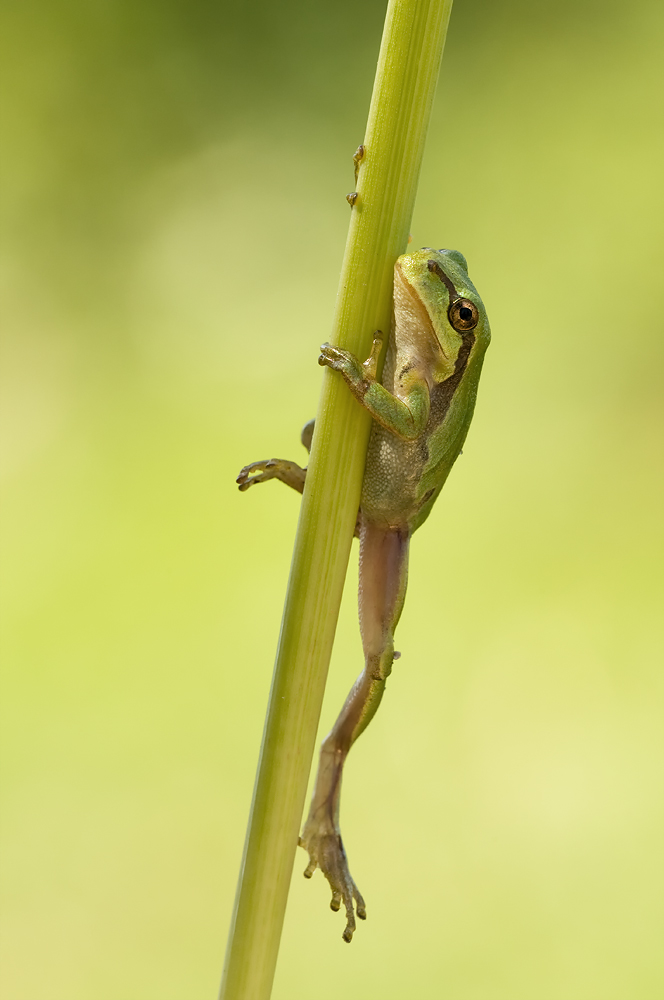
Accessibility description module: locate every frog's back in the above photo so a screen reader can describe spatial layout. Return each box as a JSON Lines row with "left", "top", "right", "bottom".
{"left": 359, "top": 247, "right": 490, "bottom": 533}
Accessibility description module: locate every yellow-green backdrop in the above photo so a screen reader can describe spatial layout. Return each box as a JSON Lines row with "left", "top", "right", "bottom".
{"left": 1, "top": 0, "right": 662, "bottom": 997}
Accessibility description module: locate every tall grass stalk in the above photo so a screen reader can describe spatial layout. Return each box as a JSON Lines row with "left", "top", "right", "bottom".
{"left": 219, "top": 1, "right": 453, "bottom": 996}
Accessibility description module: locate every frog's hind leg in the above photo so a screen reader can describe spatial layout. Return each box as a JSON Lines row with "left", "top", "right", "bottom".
{"left": 299, "top": 521, "right": 410, "bottom": 941}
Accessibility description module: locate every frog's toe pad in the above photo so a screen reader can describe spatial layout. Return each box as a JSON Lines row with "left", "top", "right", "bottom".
{"left": 318, "top": 343, "right": 352, "bottom": 370}
{"left": 236, "top": 460, "right": 275, "bottom": 490}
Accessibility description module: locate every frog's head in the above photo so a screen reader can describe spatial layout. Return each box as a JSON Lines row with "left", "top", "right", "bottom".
{"left": 395, "top": 247, "right": 491, "bottom": 379}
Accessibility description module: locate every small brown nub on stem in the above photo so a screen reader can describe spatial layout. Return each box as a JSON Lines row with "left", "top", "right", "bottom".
{"left": 352, "top": 143, "right": 365, "bottom": 183}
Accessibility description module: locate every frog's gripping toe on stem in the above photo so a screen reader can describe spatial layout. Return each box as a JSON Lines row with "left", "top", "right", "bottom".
{"left": 298, "top": 830, "right": 366, "bottom": 942}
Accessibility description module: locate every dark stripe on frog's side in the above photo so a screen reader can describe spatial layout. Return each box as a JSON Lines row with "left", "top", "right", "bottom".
{"left": 429, "top": 327, "right": 475, "bottom": 427}
{"left": 426, "top": 259, "right": 476, "bottom": 431}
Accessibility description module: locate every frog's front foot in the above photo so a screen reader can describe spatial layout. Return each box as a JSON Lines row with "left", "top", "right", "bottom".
{"left": 236, "top": 459, "right": 306, "bottom": 494}
{"left": 318, "top": 342, "right": 364, "bottom": 380}
{"left": 319, "top": 334, "right": 383, "bottom": 387}
{"left": 299, "top": 820, "right": 366, "bottom": 942}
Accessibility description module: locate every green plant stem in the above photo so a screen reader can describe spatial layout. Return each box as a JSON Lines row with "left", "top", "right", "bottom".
{"left": 219, "top": 1, "right": 453, "bottom": 996}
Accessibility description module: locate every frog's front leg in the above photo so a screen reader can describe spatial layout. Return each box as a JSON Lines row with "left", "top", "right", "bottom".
{"left": 236, "top": 419, "right": 314, "bottom": 493}
{"left": 319, "top": 336, "right": 429, "bottom": 441}
{"left": 299, "top": 520, "right": 410, "bottom": 941}
{"left": 236, "top": 459, "right": 306, "bottom": 493}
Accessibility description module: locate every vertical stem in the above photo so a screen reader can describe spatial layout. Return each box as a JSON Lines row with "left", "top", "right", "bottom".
{"left": 219, "top": 1, "right": 453, "bottom": 997}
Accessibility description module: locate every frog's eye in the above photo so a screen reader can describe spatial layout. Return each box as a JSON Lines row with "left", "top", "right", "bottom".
{"left": 448, "top": 298, "right": 479, "bottom": 332}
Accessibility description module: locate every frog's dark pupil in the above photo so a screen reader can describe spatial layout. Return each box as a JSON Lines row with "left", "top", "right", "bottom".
{"left": 459, "top": 307, "right": 472, "bottom": 320}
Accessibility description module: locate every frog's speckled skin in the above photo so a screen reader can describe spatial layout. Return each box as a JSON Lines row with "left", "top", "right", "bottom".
{"left": 237, "top": 248, "right": 490, "bottom": 942}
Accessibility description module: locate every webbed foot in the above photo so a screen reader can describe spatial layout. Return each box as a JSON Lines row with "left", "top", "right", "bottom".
{"left": 299, "top": 824, "right": 366, "bottom": 942}
{"left": 236, "top": 459, "right": 306, "bottom": 493}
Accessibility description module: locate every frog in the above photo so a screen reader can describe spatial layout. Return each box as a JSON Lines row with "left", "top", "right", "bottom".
{"left": 236, "top": 247, "right": 490, "bottom": 942}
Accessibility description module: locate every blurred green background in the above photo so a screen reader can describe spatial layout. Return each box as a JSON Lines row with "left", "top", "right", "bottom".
{"left": 1, "top": 0, "right": 663, "bottom": 997}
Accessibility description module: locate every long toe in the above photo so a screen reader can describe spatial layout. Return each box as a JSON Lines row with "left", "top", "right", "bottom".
{"left": 342, "top": 908, "right": 356, "bottom": 943}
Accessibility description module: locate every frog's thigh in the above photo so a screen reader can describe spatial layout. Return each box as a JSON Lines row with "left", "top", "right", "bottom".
{"left": 359, "top": 523, "right": 410, "bottom": 658}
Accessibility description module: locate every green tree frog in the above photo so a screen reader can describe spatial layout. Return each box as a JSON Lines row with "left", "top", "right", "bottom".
{"left": 237, "top": 247, "right": 490, "bottom": 941}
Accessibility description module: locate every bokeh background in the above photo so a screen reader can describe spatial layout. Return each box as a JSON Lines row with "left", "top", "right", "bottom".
{"left": 1, "top": 0, "right": 663, "bottom": 997}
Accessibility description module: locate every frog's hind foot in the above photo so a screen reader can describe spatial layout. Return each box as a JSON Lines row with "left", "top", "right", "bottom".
{"left": 299, "top": 830, "right": 366, "bottom": 942}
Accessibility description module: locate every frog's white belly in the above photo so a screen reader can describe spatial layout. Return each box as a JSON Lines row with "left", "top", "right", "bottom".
{"left": 360, "top": 424, "right": 427, "bottom": 529}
